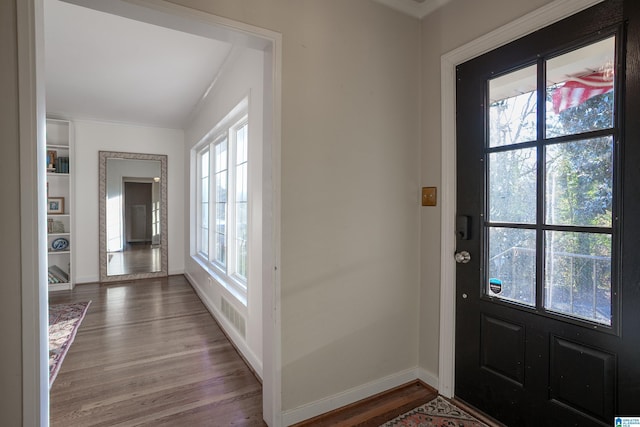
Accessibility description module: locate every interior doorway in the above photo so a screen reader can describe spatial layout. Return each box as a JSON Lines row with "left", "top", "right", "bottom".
{"left": 25, "top": 0, "right": 282, "bottom": 425}
{"left": 124, "top": 181, "right": 153, "bottom": 246}
{"left": 106, "top": 179, "right": 161, "bottom": 276}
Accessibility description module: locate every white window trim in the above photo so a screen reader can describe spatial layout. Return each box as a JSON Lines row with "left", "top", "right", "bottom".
{"left": 210, "top": 133, "right": 229, "bottom": 271}
{"left": 196, "top": 146, "right": 210, "bottom": 259}
{"left": 228, "top": 117, "right": 249, "bottom": 285}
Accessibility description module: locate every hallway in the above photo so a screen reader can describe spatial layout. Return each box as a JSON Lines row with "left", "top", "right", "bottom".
{"left": 49, "top": 276, "right": 265, "bottom": 426}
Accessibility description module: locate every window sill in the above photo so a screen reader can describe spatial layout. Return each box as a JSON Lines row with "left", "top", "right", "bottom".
{"left": 192, "top": 255, "right": 247, "bottom": 306}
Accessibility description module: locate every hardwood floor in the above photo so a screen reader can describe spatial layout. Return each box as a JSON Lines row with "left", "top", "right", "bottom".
{"left": 107, "top": 244, "right": 160, "bottom": 276}
{"left": 293, "top": 381, "right": 437, "bottom": 427}
{"left": 49, "top": 275, "right": 265, "bottom": 426}
{"left": 49, "top": 276, "right": 496, "bottom": 426}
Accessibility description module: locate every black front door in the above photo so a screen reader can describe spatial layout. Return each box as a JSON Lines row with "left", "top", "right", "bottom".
{"left": 455, "top": 1, "right": 640, "bottom": 425}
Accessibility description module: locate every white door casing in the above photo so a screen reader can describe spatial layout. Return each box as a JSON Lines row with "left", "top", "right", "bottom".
{"left": 19, "top": 0, "right": 283, "bottom": 425}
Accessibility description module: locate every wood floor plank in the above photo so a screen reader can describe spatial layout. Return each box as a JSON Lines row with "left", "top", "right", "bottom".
{"left": 293, "top": 381, "right": 437, "bottom": 427}
{"left": 50, "top": 276, "right": 453, "bottom": 426}
{"left": 49, "top": 276, "right": 265, "bottom": 426}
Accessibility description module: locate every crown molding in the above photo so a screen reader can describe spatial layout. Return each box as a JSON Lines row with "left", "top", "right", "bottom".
{"left": 372, "top": 0, "right": 451, "bottom": 19}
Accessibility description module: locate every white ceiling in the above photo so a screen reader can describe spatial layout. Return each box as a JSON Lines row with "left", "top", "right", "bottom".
{"left": 44, "top": 0, "right": 232, "bottom": 128}
{"left": 372, "top": 0, "right": 451, "bottom": 18}
{"left": 44, "top": 0, "right": 448, "bottom": 129}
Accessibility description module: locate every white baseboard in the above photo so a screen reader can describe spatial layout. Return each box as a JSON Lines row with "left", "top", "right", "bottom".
{"left": 75, "top": 275, "right": 99, "bottom": 284}
{"left": 417, "top": 367, "right": 439, "bottom": 391}
{"left": 281, "top": 367, "right": 424, "bottom": 426}
{"left": 74, "top": 270, "right": 183, "bottom": 285}
{"left": 48, "top": 282, "right": 73, "bottom": 292}
{"left": 184, "top": 272, "right": 263, "bottom": 379}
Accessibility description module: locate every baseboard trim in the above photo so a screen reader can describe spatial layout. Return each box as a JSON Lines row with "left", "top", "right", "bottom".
{"left": 75, "top": 275, "right": 99, "bottom": 284}
{"left": 184, "top": 272, "right": 263, "bottom": 379}
{"left": 48, "top": 282, "right": 73, "bottom": 292}
{"left": 282, "top": 368, "right": 423, "bottom": 426}
{"left": 417, "top": 367, "right": 439, "bottom": 391}
{"left": 75, "top": 271, "right": 183, "bottom": 285}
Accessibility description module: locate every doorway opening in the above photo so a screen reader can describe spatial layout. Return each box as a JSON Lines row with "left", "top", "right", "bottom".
{"left": 105, "top": 179, "right": 161, "bottom": 276}
{"left": 29, "top": 0, "right": 282, "bottom": 425}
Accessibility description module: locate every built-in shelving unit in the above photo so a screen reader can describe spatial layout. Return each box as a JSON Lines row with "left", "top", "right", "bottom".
{"left": 46, "top": 118, "right": 74, "bottom": 291}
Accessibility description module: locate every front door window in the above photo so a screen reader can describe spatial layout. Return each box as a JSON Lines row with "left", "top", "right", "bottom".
{"left": 485, "top": 35, "right": 617, "bottom": 326}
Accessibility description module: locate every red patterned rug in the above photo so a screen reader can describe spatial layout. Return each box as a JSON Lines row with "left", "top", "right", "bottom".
{"left": 381, "top": 396, "right": 489, "bottom": 427}
{"left": 49, "top": 301, "right": 91, "bottom": 387}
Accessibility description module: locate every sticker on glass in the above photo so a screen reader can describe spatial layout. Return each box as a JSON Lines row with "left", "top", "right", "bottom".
{"left": 615, "top": 417, "right": 640, "bottom": 427}
{"left": 489, "top": 278, "right": 503, "bottom": 294}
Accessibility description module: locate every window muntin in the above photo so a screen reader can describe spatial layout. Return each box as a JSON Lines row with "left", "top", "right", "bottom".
{"left": 484, "top": 35, "right": 617, "bottom": 326}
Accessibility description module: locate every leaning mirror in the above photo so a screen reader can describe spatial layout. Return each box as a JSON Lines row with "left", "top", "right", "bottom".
{"left": 99, "top": 151, "right": 168, "bottom": 282}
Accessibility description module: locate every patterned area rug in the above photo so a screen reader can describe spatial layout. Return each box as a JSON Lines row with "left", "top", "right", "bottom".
{"left": 49, "top": 301, "right": 91, "bottom": 387}
{"left": 381, "top": 396, "right": 489, "bottom": 427}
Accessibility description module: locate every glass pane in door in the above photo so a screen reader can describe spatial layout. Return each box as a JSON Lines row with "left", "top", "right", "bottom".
{"left": 488, "top": 227, "right": 536, "bottom": 306}
{"left": 544, "top": 231, "right": 612, "bottom": 325}
{"left": 489, "top": 65, "right": 537, "bottom": 147}
{"left": 546, "top": 37, "right": 615, "bottom": 138}
{"left": 489, "top": 148, "right": 537, "bottom": 224}
{"left": 545, "top": 137, "right": 613, "bottom": 227}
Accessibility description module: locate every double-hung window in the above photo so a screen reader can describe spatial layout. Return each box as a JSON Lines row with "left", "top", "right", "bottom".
{"left": 196, "top": 109, "right": 249, "bottom": 298}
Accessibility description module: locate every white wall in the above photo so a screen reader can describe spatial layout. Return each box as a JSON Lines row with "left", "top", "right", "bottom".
{"left": 276, "top": 3, "right": 421, "bottom": 413}
{"left": 183, "top": 46, "right": 265, "bottom": 376}
{"left": 73, "top": 119, "right": 184, "bottom": 283}
{"left": 172, "top": 0, "right": 422, "bottom": 417}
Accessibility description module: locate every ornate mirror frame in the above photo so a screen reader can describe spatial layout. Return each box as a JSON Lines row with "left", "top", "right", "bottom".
{"left": 98, "top": 151, "right": 168, "bottom": 282}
